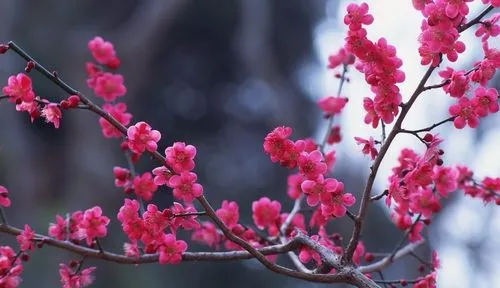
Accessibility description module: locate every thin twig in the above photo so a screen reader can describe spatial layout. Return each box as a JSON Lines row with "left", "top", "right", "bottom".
{"left": 370, "top": 190, "right": 387, "bottom": 202}
{"left": 400, "top": 117, "right": 456, "bottom": 134}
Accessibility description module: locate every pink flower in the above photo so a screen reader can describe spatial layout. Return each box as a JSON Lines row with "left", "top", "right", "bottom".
{"left": 59, "top": 264, "right": 96, "bottom": 288}
{"left": 327, "top": 48, "right": 355, "bottom": 69}
{"left": 113, "top": 166, "right": 131, "bottom": 188}
{"left": 298, "top": 235, "right": 322, "bottom": 265}
{"left": 327, "top": 125, "right": 342, "bottom": 145}
{"left": 158, "top": 233, "right": 188, "bottom": 264}
{"left": 414, "top": 272, "right": 437, "bottom": 288}
{"left": 99, "top": 103, "right": 132, "bottom": 138}
{"left": 298, "top": 150, "right": 327, "bottom": 180}
{"left": 0, "top": 185, "right": 11, "bottom": 207}
{"left": 408, "top": 221, "right": 424, "bottom": 243}
{"left": 263, "top": 126, "right": 299, "bottom": 168}
{"left": 252, "top": 197, "right": 281, "bottom": 230}
{"left": 353, "top": 241, "right": 365, "bottom": 266}
{"left": 79, "top": 206, "right": 110, "bottom": 246}
{"left": 117, "top": 199, "right": 144, "bottom": 241}
{"left": 191, "top": 221, "right": 221, "bottom": 248}
{"left": 412, "top": 0, "right": 432, "bottom": 11}
{"left": 442, "top": 0, "right": 472, "bottom": 18}
{"left": 287, "top": 173, "right": 304, "bottom": 200}
{"left": 324, "top": 150, "right": 336, "bottom": 173}
{"left": 472, "top": 87, "right": 499, "bottom": 117}
{"left": 409, "top": 188, "right": 440, "bottom": 218}
{"left": 127, "top": 121, "right": 161, "bottom": 154}
{"left": 320, "top": 187, "right": 356, "bottom": 218}
{"left": 141, "top": 204, "right": 170, "bottom": 244}
{"left": 449, "top": 97, "right": 480, "bottom": 129}
{"left": 475, "top": 13, "right": 500, "bottom": 41}
{"left": 16, "top": 99, "right": 39, "bottom": 122}
{"left": 354, "top": 136, "right": 378, "bottom": 160}
{"left": 438, "top": 67, "right": 469, "bottom": 98}
{"left": 317, "top": 96, "right": 348, "bottom": 116}
{"left": 132, "top": 172, "right": 158, "bottom": 201}
{"left": 41, "top": 104, "right": 62, "bottom": 128}
{"left": 93, "top": 72, "right": 126, "bottom": 101}
{"left": 344, "top": 3, "right": 374, "bottom": 30}
{"left": 0, "top": 245, "right": 23, "bottom": 287}
{"left": 88, "top": 36, "right": 119, "bottom": 68}
{"left": 216, "top": 201, "right": 239, "bottom": 229}
{"left": 152, "top": 166, "right": 172, "bottom": 186}
{"left": 2, "top": 73, "right": 34, "bottom": 104}
{"left": 432, "top": 166, "right": 458, "bottom": 197}
{"left": 169, "top": 202, "right": 200, "bottom": 232}
{"left": 123, "top": 242, "right": 140, "bottom": 258}
{"left": 16, "top": 224, "right": 35, "bottom": 252}
{"left": 363, "top": 97, "right": 380, "bottom": 128}
{"left": 167, "top": 172, "right": 203, "bottom": 203}
{"left": 301, "top": 175, "right": 340, "bottom": 207}
{"left": 48, "top": 212, "right": 85, "bottom": 241}
{"left": 165, "top": 142, "right": 197, "bottom": 173}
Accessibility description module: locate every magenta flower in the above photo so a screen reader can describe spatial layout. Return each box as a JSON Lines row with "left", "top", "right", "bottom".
{"left": 167, "top": 172, "right": 203, "bottom": 203}
{"left": 88, "top": 36, "right": 118, "bottom": 67}
{"left": 0, "top": 185, "right": 11, "bottom": 208}
{"left": 472, "top": 87, "right": 499, "bottom": 117}
{"left": 216, "top": 200, "right": 239, "bottom": 229}
{"left": 354, "top": 136, "right": 378, "bottom": 160}
{"left": 2, "top": 73, "right": 35, "bottom": 103}
{"left": 317, "top": 96, "right": 348, "bottom": 116}
{"left": 127, "top": 121, "right": 161, "bottom": 154}
{"left": 165, "top": 142, "right": 197, "bottom": 173}
{"left": 344, "top": 2, "right": 374, "bottom": 30}
{"left": 158, "top": 233, "right": 188, "bottom": 265}
{"left": 99, "top": 103, "right": 132, "bottom": 138}
{"left": 252, "top": 197, "right": 281, "bottom": 230}
{"left": 41, "top": 103, "right": 62, "bottom": 128}
{"left": 16, "top": 224, "right": 35, "bottom": 252}
{"left": 132, "top": 172, "right": 158, "bottom": 201}
{"left": 449, "top": 97, "right": 480, "bottom": 129}
{"left": 93, "top": 72, "right": 126, "bottom": 101}
{"left": 79, "top": 206, "right": 110, "bottom": 246}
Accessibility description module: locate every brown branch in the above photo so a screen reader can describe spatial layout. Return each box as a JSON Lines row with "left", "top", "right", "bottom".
{"left": 370, "top": 190, "right": 387, "bottom": 202}
{"left": 358, "top": 240, "right": 424, "bottom": 273}
{"left": 400, "top": 117, "right": 455, "bottom": 135}
{"left": 458, "top": 5, "right": 495, "bottom": 33}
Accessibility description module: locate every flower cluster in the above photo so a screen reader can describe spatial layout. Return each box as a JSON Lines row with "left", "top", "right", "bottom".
{"left": 343, "top": 3, "right": 405, "bottom": 127}
{"left": 59, "top": 262, "right": 95, "bottom": 288}
{"left": 86, "top": 37, "right": 126, "bottom": 102}
{"left": 263, "top": 126, "right": 355, "bottom": 228}
{"left": 1, "top": 73, "right": 70, "bottom": 127}
{"left": 385, "top": 134, "right": 460, "bottom": 240}
{"left": 48, "top": 207, "right": 110, "bottom": 246}
{"left": 117, "top": 200, "right": 192, "bottom": 264}
{"left": 414, "top": 0, "right": 468, "bottom": 66}
{"left": 0, "top": 246, "right": 23, "bottom": 287}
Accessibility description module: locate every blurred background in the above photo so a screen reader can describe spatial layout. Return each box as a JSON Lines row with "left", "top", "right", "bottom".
{"left": 0, "top": 0, "right": 498, "bottom": 287}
